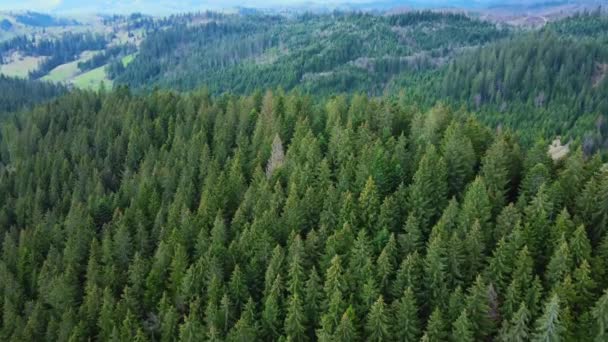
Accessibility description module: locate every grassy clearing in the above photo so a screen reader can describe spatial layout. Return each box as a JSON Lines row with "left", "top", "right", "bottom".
{"left": 41, "top": 50, "right": 103, "bottom": 82}
{"left": 42, "top": 60, "right": 80, "bottom": 82}
{"left": 0, "top": 54, "right": 43, "bottom": 78}
{"left": 71, "top": 65, "right": 111, "bottom": 89}
{"left": 122, "top": 54, "right": 135, "bottom": 67}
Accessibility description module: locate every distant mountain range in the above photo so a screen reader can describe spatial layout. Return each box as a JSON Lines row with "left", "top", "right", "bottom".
{"left": 8, "top": 0, "right": 604, "bottom": 15}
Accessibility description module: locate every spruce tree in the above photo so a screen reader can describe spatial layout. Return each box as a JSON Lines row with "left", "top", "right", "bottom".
{"left": 333, "top": 307, "right": 358, "bottom": 342}
{"left": 365, "top": 296, "right": 390, "bottom": 341}
{"left": 452, "top": 309, "right": 474, "bottom": 342}
{"left": 592, "top": 289, "right": 608, "bottom": 341}
{"left": 285, "top": 293, "right": 307, "bottom": 342}
{"left": 393, "top": 287, "right": 420, "bottom": 341}
{"left": 499, "top": 303, "right": 530, "bottom": 342}
{"left": 408, "top": 145, "right": 448, "bottom": 234}
{"left": 532, "top": 294, "right": 565, "bottom": 342}
{"left": 424, "top": 308, "right": 448, "bottom": 342}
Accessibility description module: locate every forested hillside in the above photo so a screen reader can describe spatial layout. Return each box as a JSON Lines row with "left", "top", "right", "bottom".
{"left": 0, "top": 75, "right": 65, "bottom": 113}
{"left": 114, "top": 11, "right": 508, "bottom": 94}
{"left": 392, "top": 10, "right": 608, "bottom": 150}
{"left": 0, "top": 87, "right": 607, "bottom": 341}
{"left": 107, "top": 11, "right": 608, "bottom": 152}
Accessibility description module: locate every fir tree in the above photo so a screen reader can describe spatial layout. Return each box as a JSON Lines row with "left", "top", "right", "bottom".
{"left": 393, "top": 287, "right": 420, "bottom": 341}
{"left": 365, "top": 296, "right": 390, "bottom": 341}
{"left": 452, "top": 309, "right": 474, "bottom": 342}
{"left": 532, "top": 294, "right": 565, "bottom": 342}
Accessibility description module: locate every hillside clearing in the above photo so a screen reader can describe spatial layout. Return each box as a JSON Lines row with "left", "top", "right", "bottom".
{"left": 71, "top": 65, "right": 111, "bottom": 89}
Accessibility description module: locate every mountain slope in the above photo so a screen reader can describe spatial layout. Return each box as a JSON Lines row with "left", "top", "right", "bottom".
{"left": 114, "top": 12, "right": 508, "bottom": 94}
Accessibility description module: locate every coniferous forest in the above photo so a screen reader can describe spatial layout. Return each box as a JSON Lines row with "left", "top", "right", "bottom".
{"left": 0, "top": 6, "right": 608, "bottom": 342}
{"left": 0, "top": 87, "right": 607, "bottom": 341}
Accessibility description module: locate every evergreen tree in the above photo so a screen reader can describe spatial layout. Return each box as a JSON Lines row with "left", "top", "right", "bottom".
{"left": 332, "top": 307, "right": 358, "bottom": 342}
{"left": 393, "top": 287, "right": 420, "bottom": 341}
{"left": 365, "top": 296, "right": 390, "bottom": 341}
{"left": 424, "top": 308, "right": 448, "bottom": 342}
{"left": 441, "top": 121, "right": 476, "bottom": 198}
{"left": 452, "top": 309, "right": 474, "bottom": 342}
{"left": 359, "top": 176, "right": 380, "bottom": 232}
{"left": 408, "top": 145, "right": 448, "bottom": 234}
{"left": 592, "top": 289, "right": 608, "bottom": 342}
{"left": 499, "top": 303, "right": 530, "bottom": 342}
{"left": 285, "top": 293, "right": 307, "bottom": 342}
{"left": 532, "top": 294, "right": 565, "bottom": 342}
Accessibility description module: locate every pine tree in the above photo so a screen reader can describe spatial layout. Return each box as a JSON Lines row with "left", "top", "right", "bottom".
{"left": 499, "top": 303, "right": 530, "bottom": 342}
{"left": 376, "top": 236, "right": 396, "bottom": 295}
{"left": 408, "top": 145, "right": 448, "bottom": 234}
{"left": 465, "top": 275, "right": 495, "bottom": 339}
{"left": 365, "top": 296, "right": 390, "bottom": 341}
{"left": 424, "top": 236, "right": 447, "bottom": 311}
{"left": 532, "top": 294, "right": 564, "bottom": 342}
{"left": 464, "top": 220, "right": 485, "bottom": 283}
{"left": 393, "top": 287, "right": 420, "bottom": 341}
{"left": 452, "top": 309, "right": 474, "bottom": 342}
{"left": 285, "top": 293, "right": 307, "bottom": 342}
{"left": 304, "top": 267, "right": 322, "bottom": 328}
{"left": 545, "top": 239, "right": 573, "bottom": 286}
{"left": 332, "top": 307, "right": 358, "bottom": 342}
{"left": 227, "top": 297, "right": 258, "bottom": 342}
{"left": 592, "top": 289, "right": 608, "bottom": 341}
{"left": 441, "top": 121, "right": 476, "bottom": 198}
{"left": 324, "top": 255, "right": 344, "bottom": 301}
{"left": 229, "top": 265, "right": 249, "bottom": 311}
{"left": 262, "top": 275, "right": 283, "bottom": 339}
{"left": 447, "top": 286, "right": 465, "bottom": 323}
{"left": 424, "top": 308, "right": 448, "bottom": 342}
{"left": 573, "top": 260, "right": 596, "bottom": 312}
{"left": 569, "top": 225, "right": 592, "bottom": 267}
{"left": 400, "top": 213, "right": 423, "bottom": 255}
{"left": 359, "top": 176, "right": 380, "bottom": 232}
{"left": 391, "top": 251, "right": 423, "bottom": 301}
{"left": 458, "top": 176, "right": 492, "bottom": 237}
{"left": 481, "top": 136, "right": 514, "bottom": 215}
{"left": 179, "top": 311, "right": 205, "bottom": 342}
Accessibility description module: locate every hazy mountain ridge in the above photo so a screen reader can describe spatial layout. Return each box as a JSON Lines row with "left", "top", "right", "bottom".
{"left": 4, "top": 0, "right": 603, "bottom": 15}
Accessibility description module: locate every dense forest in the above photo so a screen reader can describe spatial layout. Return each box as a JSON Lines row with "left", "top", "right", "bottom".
{"left": 0, "top": 86, "right": 607, "bottom": 341}
{"left": 391, "top": 11, "right": 608, "bottom": 149}
{"left": 0, "top": 75, "right": 65, "bottom": 113}
{"left": 114, "top": 11, "right": 507, "bottom": 94}
{"left": 0, "top": 8, "right": 608, "bottom": 342}
{"left": 106, "top": 11, "right": 608, "bottom": 151}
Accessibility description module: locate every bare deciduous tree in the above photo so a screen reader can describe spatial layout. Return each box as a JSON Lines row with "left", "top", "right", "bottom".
{"left": 266, "top": 134, "right": 284, "bottom": 178}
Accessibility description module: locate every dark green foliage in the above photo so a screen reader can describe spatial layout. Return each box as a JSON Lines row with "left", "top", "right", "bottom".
{"left": 0, "top": 84, "right": 606, "bottom": 342}
{"left": 0, "top": 75, "right": 65, "bottom": 113}
{"left": 114, "top": 12, "right": 507, "bottom": 95}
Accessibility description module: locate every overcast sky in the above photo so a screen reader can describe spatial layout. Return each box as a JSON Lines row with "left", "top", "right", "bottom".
{"left": 0, "top": 0, "right": 590, "bottom": 14}
{"left": 0, "top": 0, "right": 368, "bottom": 12}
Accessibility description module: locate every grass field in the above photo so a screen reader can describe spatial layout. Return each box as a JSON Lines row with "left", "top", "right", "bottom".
{"left": 41, "top": 50, "right": 101, "bottom": 82}
{"left": 0, "top": 54, "right": 43, "bottom": 78}
{"left": 71, "top": 65, "right": 111, "bottom": 89}
{"left": 41, "top": 60, "right": 80, "bottom": 82}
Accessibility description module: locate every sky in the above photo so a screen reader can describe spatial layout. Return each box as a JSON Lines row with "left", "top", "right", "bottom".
{"left": 0, "top": 0, "right": 594, "bottom": 14}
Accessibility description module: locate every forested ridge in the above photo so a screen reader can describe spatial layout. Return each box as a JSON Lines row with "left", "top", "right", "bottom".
{"left": 107, "top": 10, "right": 608, "bottom": 152}
{"left": 114, "top": 11, "right": 507, "bottom": 94}
{"left": 0, "top": 86, "right": 607, "bottom": 341}
{"left": 0, "top": 75, "right": 65, "bottom": 113}
{"left": 391, "top": 10, "right": 608, "bottom": 150}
